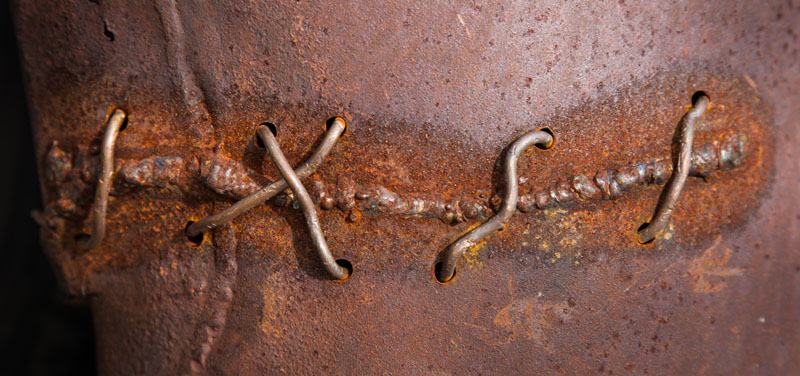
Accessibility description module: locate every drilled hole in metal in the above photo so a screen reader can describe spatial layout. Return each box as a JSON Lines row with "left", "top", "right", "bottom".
{"left": 184, "top": 221, "right": 204, "bottom": 246}
{"left": 335, "top": 259, "right": 353, "bottom": 280}
{"left": 263, "top": 122, "right": 277, "bottom": 136}
{"left": 326, "top": 116, "right": 347, "bottom": 134}
{"left": 636, "top": 222, "right": 655, "bottom": 245}
{"left": 255, "top": 122, "right": 277, "bottom": 148}
{"left": 535, "top": 127, "right": 555, "bottom": 150}
{"left": 110, "top": 108, "right": 129, "bottom": 131}
{"left": 692, "top": 90, "right": 710, "bottom": 106}
{"left": 74, "top": 233, "right": 91, "bottom": 245}
{"left": 434, "top": 261, "right": 456, "bottom": 284}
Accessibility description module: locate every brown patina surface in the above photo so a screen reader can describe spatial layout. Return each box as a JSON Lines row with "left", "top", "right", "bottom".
{"left": 13, "top": 0, "right": 800, "bottom": 374}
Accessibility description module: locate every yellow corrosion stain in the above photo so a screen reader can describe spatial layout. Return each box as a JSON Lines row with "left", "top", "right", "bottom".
{"left": 540, "top": 242, "right": 549, "bottom": 250}
{"left": 463, "top": 241, "right": 486, "bottom": 270}
{"left": 550, "top": 258, "right": 556, "bottom": 263}
{"left": 559, "top": 237, "right": 578, "bottom": 247}
{"left": 688, "top": 235, "right": 744, "bottom": 294}
{"left": 556, "top": 211, "right": 584, "bottom": 229}
{"left": 661, "top": 223, "right": 675, "bottom": 241}
{"left": 544, "top": 208, "right": 569, "bottom": 218}
{"left": 453, "top": 223, "right": 486, "bottom": 271}
{"left": 555, "top": 252, "right": 561, "bottom": 259}
{"left": 522, "top": 242, "right": 529, "bottom": 246}
{"left": 260, "top": 273, "right": 287, "bottom": 338}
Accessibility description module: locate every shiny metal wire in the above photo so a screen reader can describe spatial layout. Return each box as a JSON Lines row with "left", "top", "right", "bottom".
{"left": 186, "top": 118, "right": 346, "bottom": 238}
{"left": 79, "top": 108, "right": 127, "bottom": 250}
{"left": 637, "top": 94, "right": 710, "bottom": 243}
{"left": 257, "top": 124, "right": 350, "bottom": 280}
{"left": 436, "top": 129, "right": 553, "bottom": 282}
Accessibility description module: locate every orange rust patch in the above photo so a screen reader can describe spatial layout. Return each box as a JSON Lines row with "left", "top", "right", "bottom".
{"left": 687, "top": 235, "right": 745, "bottom": 294}
{"left": 260, "top": 273, "right": 288, "bottom": 339}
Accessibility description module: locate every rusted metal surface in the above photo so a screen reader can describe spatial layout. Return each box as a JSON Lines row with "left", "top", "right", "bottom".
{"left": 13, "top": 0, "right": 799, "bottom": 374}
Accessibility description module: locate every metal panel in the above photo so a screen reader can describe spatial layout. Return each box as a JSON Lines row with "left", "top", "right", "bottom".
{"left": 14, "top": 1, "right": 799, "bottom": 374}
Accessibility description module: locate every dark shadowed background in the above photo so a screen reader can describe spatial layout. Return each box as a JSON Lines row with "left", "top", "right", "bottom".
{"left": 0, "top": 4, "right": 95, "bottom": 375}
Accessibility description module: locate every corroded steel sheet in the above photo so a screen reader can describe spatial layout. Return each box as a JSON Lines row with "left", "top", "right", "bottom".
{"left": 13, "top": 0, "right": 799, "bottom": 374}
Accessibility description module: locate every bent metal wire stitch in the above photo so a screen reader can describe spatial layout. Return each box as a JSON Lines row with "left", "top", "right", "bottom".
{"left": 186, "top": 117, "right": 346, "bottom": 238}
{"left": 637, "top": 94, "right": 710, "bottom": 243}
{"left": 79, "top": 108, "right": 127, "bottom": 250}
{"left": 257, "top": 123, "right": 351, "bottom": 280}
{"left": 435, "top": 129, "right": 554, "bottom": 283}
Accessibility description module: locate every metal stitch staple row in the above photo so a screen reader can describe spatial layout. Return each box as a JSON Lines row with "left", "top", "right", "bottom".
{"left": 186, "top": 118, "right": 346, "bottom": 238}
{"left": 436, "top": 129, "right": 554, "bottom": 282}
{"left": 79, "top": 108, "right": 127, "bottom": 250}
{"left": 82, "top": 97, "right": 709, "bottom": 282}
{"left": 435, "top": 93, "right": 709, "bottom": 282}
{"left": 257, "top": 124, "right": 351, "bottom": 280}
{"left": 637, "top": 94, "right": 710, "bottom": 243}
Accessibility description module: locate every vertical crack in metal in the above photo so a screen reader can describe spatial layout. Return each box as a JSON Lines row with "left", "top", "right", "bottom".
{"left": 154, "top": 0, "right": 215, "bottom": 146}
{"left": 188, "top": 224, "right": 238, "bottom": 375}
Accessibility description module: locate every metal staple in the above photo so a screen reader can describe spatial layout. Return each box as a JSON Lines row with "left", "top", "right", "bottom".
{"left": 637, "top": 94, "right": 710, "bottom": 243}
{"left": 78, "top": 108, "right": 127, "bottom": 250}
{"left": 186, "top": 118, "right": 345, "bottom": 238}
{"left": 257, "top": 124, "right": 351, "bottom": 280}
{"left": 436, "top": 129, "right": 554, "bottom": 282}
{"left": 77, "top": 95, "right": 724, "bottom": 283}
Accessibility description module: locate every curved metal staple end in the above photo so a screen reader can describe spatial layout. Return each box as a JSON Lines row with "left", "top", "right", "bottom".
{"left": 637, "top": 94, "right": 710, "bottom": 244}
{"left": 79, "top": 108, "right": 127, "bottom": 250}
{"left": 186, "top": 118, "right": 346, "bottom": 238}
{"left": 436, "top": 130, "right": 554, "bottom": 282}
{"left": 257, "top": 124, "right": 350, "bottom": 280}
